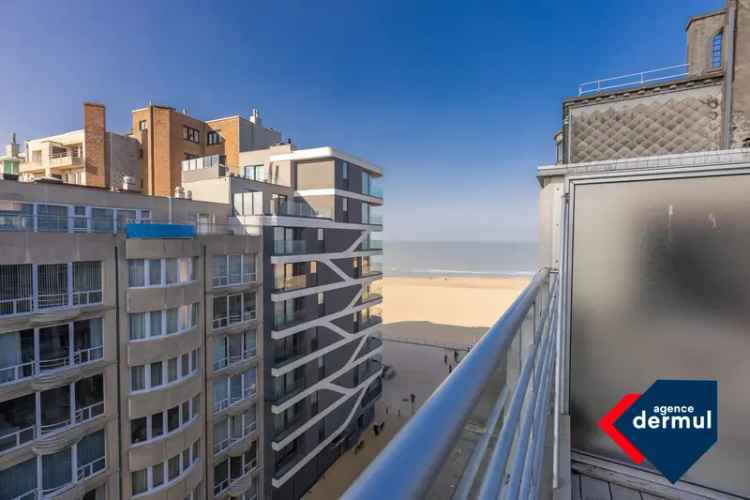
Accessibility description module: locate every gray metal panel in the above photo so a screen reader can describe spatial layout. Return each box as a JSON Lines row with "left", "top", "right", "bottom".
{"left": 570, "top": 174, "right": 750, "bottom": 498}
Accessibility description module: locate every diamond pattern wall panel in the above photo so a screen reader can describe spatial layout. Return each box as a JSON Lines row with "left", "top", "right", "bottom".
{"left": 570, "top": 88, "right": 722, "bottom": 163}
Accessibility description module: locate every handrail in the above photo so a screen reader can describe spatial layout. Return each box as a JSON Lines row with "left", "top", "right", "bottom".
{"left": 578, "top": 63, "right": 688, "bottom": 95}
{"left": 342, "top": 268, "right": 552, "bottom": 500}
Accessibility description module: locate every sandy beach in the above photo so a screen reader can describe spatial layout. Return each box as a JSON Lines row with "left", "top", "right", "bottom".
{"left": 304, "top": 275, "right": 530, "bottom": 500}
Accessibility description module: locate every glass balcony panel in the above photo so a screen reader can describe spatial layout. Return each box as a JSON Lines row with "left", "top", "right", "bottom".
{"left": 40, "top": 386, "right": 71, "bottom": 434}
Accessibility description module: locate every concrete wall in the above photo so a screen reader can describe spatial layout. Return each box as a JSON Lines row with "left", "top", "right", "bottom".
{"left": 107, "top": 133, "right": 140, "bottom": 191}
{"left": 687, "top": 10, "right": 727, "bottom": 75}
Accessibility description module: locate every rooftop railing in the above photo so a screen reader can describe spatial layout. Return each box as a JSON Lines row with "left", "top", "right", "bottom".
{"left": 578, "top": 63, "right": 688, "bottom": 96}
{"left": 343, "top": 268, "right": 559, "bottom": 500}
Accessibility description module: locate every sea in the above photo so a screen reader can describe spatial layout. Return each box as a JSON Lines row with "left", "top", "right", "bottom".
{"left": 383, "top": 241, "right": 538, "bottom": 278}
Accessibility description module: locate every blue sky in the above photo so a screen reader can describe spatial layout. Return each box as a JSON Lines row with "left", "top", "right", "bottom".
{"left": 0, "top": 0, "right": 724, "bottom": 241}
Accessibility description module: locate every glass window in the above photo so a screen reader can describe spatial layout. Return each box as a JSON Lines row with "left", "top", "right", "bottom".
{"left": 167, "top": 406, "right": 179, "bottom": 432}
{"left": 132, "top": 469, "right": 147, "bottom": 495}
{"left": 37, "top": 263, "right": 68, "bottom": 309}
{"left": 181, "top": 353, "right": 189, "bottom": 377}
{"left": 712, "top": 31, "right": 723, "bottom": 69}
{"left": 42, "top": 448, "right": 72, "bottom": 492}
{"left": 149, "top": 311, "right": 162, "bottom": 337}
{"left": 168, "top": 455, "right": 180, "bottom": 481}
{"left": 181, "top": 401, "right": 190, "bottom": 425}
{"left": 191, "top": 349, "right": 198, "bottom": 371}
{"left": 192, "top": 303, "right": 199, "bottom": 327}
{"left": 165, "top": 259, "right": 178, "bottom": 285}
{"left": 148, "top": 259, "right": 161, "bottom": 286}
{"left": 128, "top": 260, "right": 145, "bottom": 287}
{"left": 152, "top": 462, "right": 164, "bottom": 487}
{"left": 150, "top": 362, "right": 163, "bottom": 387}
{"left": 168, "top": 357, "right": 178, "bottom": 382}
{"left": 129, "top": 313, "right": 146, "bottom": 340}
{"left": 91, "top": 208, "right": 114, "bottom": 233}
{"left": 151, "top": 412, "right": 164, "bottom": 438}
{"left": 192, "top": 395, "right": 200, "bottom": 417}
{"left": 131, "top": 365, "right": 145, "bottom": 391}
{"left": 131, "top": 417, "right": 147, "bottom": 444}
{"left": 182, "top": 448, "right": 190, "bottom": 471}
{"left": 166, "top": 308, "right": 178, "bottom": 334}
{"left": 192, "top": 440, "right": 200, "bottom": 462}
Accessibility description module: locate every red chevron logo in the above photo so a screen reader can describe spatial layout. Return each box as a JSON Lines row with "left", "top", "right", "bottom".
{"left": 598, "top": 393, "right": 645, "bottom": 464}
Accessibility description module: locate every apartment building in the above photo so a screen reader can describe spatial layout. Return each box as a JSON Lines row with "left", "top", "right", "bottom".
{"left": 19, "top": 103, "right": 140, "bottom": 189}
{"left": 556, "top": 1, "right": 750, "bottom": 164}
{"left": 132, "top": 106, "right": 281, "bottom": 197}
{"left": 181, "top": 144, "right": 384, "bottom": 500}
{"left": 0, "top": 137, "right": 383, "bottom": 500}
{"left": 0, "top": 178, "right": 263, "bottom": 500}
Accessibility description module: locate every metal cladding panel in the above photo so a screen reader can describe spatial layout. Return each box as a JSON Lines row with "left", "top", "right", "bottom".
{"left": 570, "top": 174, "right": 750, "bottom": 497}
{"left": 125, "top": 223, "right": 195, "bottom": 239}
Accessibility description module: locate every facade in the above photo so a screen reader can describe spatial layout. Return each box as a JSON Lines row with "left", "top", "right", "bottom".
{"left": 0, "top": 138, "right": 383, "bottom": 500}
{"left": 558, "top": 0, "right": 750, "bottom": 164}
{"left": 131, "top": 106, "right": 281, "bottom": 197}
{"left": 19, "top": 103, "right": 140, "bottom": 189}
{"left": 0, "top": 179, "right": 262, "bottom": 500}
{"left": 182, "top": 144, "right": 385, "bottom": 500}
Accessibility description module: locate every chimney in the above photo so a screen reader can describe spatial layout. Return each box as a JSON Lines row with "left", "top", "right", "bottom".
{"left": 83, "top": 103, "right": 108, "bottom": 188}
{"left": 249, "top": 108, "right": 262, "bottom": 126}
{"left": 122, "top": 176, "right": 136, "bottom": 191}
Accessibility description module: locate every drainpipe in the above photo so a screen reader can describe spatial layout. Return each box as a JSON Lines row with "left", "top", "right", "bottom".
{"left": 722, "top": 1, "right": 738, "bottom": 149}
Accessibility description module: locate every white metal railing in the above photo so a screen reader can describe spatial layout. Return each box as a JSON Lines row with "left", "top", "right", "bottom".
{"left": 75, "top": 401, "right": 105, "bottom": 423}
{"left": 214, "top": 386, "right": 255, "bottom": 413}
{"left": 0, "top": 425, "right": 35, "bottom": 452}
{"left": 74, "top": 345, "right": 104, "bottom": 365}
{"left": 578, "top": 63, "right": 688, "bottom": 95}
{"left": 38, "top": 355, "right": 70, "bottom": 371}
{"left": 77, "top": 456, "right": 105, "bottom": 480}
{"left": 344, "top": 268, "right": 559, "bottom": 500}
{"left": 40, "top": 418, "right": 71, "bottom": 435}
{"left": 214, "top": 420, "right": 257, "bottom": 455}
{"left": 9, "top": 489, "right": 37, "bottom": 500}
{"left": 213, "top": 349, "right": 256, "bottom": 371}
{"left": 0, "top": 360, "right": 36, "bottom": 384}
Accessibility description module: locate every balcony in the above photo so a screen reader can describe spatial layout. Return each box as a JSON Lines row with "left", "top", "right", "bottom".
{"left": 272, "top": 377, "right": 306, "bottom": 407}
{"left": 1, "top": 346, "right": 104, "bottom": 388}
{"left": 275, "top": 273, "right": 316, "bottom": 292}
{"left": 272, "top": 308, "right": 307, "bottom": 331}
{"left": 0, "top": 399, "right": 104, "bottom": 455}
{"left": 272, "top": 199, "right": 333, "bottom": 219}
{"left": 360, "top": 239, "right": 383, "bottom": 251}
{"left": 214, "top": 419, "right": 257, "bottom": 456}
{"left": 213, "top": 347, "right": 257, "bottom": 373}
{"left": 273, "top": 240, "right": 324, "bottom": 256}
{"left": 214, "top": 386, "right": 256, "bottom": 414}
{"left": 48, "top": 151, "right": 82, "bottom": 168}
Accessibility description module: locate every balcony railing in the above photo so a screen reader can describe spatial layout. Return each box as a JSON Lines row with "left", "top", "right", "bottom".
{"left": 272, "top": 199, "right": 333, "bottom": 219}
{"left": 578, "top": 63, "right": 689, "bottom": 96}
{"left": 273, "top": 240, "right": 324, "bottom": 256}
{"left": 343, "top": 268, "right": 559, "bottom": 500}
{"left": 48, "top": 152, "right": 82, "bottom": 168}
{"left": 0, "top": 345, "right": 103, "bottom": 385}
{"left": 214, "top": 420, "right": 257, "bottom": 455}
{"left": 213, "top": 348, "right": 257, "bottom": 371}
{"left": 214, "top": 386, "right": 256, "bottom": 413}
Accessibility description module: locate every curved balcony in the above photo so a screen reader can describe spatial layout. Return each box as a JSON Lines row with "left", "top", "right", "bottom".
{"left": 214, "top": 422, "right": 258, "bottom": 460}
{"left": 214, "top": 387, "right": 256, "bottom": 417}
{"left": 32, "top": 401, "right": 105, "bottom": 455}
{"left": 212, "top": 349, "right": 258, "bottom": 376}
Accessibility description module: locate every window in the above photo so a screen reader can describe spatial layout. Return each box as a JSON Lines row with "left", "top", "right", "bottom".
{"left": 132, "top": 470, "right": 147, "bottom": 495}
{"left": 213, "top": 254, "right": 256, "bottom": 287}
{"left": 138, "top": 120, "right": 147, "bottom": 131}
{"left": 183, "top": 126, "right": 200, "bottom": 144}
{"left": 129, "top": 304, "right": 198, "bottom": 340}
{"left": 152, "top": 463, "right": 164, "bottom": 487}
{"left": 152, "top": 412, "right": 164, "bottom": 437}
{"left": 317, "top": 228, "right": 324, "bottom": 241}
{"left": 342, "top": 161, "right": 348, "bottom": 179}
{"left": 712, "top": 31, "right": 723, "bottom": 69}
{"left": 131, "top": 417, "right": 147, "bottom": 443}
{"left": 207, "top": 130, "right": 222, "bottom": 145}
{"left": 168, "top": 455, "right": 180, "bottom": 481}
{"left": 38, "top": 263, "right": 68, "bottom": 309}
{"left": 131, "top": 365, "right": 146, "bottom": 391}
{"left": 213, "top": 292, "right": 255, "bottom": 328}
{"left": 168, "top": 406, "right": 180, "bottom": 432}
{"left": 0, "top": 264, "right": 33, "bottom": 315}
{"left": 150, "top": 362, "right": 163, "bottom": 387}
{"left": 242, "top": 164, "right": 266, "bottom": 181}
{"left": 128, "top": 257, "right": 194, "bottom": 288}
